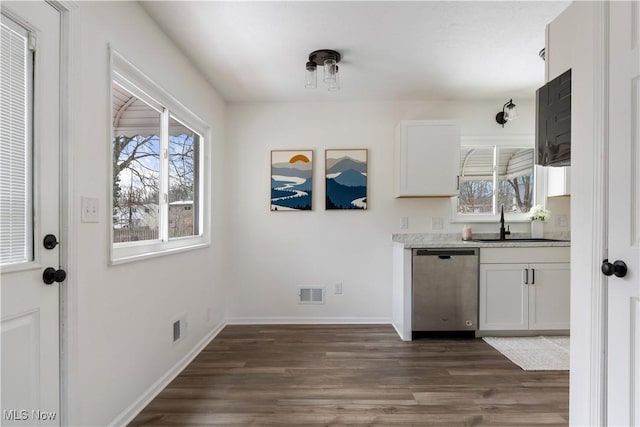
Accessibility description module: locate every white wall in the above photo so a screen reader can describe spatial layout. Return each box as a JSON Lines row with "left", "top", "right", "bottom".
{"left": 226, "top": 99, "right": 568, "bottom": 322}
{"left": 66, "top": 3, "right": 227, "bottom": 425}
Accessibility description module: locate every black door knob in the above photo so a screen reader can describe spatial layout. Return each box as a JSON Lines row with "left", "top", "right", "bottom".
{"left": 601, "top": 259, "right": 628, "bottom": 278}
{"left": 43, "top": 234, "right": 59, "bottom": 250}
{"left": 43, "top": 267, "right": 66, "bottom": 285}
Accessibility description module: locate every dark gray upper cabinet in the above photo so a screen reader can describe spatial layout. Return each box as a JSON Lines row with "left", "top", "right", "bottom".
{"left": 536, "top": 69, "right": 571, "bottom": 166}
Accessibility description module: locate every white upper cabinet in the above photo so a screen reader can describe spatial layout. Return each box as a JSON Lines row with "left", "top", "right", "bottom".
{"left": 395, "top": 120, "right": 460, "bottom": 197}
{"left": 547, "top": 166, "right": 571, "bottom": 197}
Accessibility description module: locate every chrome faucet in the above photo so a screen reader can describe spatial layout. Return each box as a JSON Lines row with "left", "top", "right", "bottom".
{"left": 499, "top": 204, "right": 511, "bottom": 240}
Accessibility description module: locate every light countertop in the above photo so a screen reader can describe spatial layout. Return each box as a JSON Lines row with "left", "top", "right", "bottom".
{"left": 392, "top": 233, "right": 571, "bottom": 249}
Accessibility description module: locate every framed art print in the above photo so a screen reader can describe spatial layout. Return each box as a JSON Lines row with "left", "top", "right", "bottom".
{"left": 325, "top": 149, "right": 367, "bottom": 210}
{"left": 270, "top": 150, "right": 313, "bottom": 211}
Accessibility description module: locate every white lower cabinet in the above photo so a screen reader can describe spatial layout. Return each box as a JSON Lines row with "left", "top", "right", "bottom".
{"left": 479, "top": 247, "right": 570, "bottom": 332}
{"left": 480, "top": 263, "right": 529, "bottom": 330}
{"left": 527, "top": 263, "right": 571, "bottom": 329}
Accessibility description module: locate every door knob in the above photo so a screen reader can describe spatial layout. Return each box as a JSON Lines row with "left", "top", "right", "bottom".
{"left": 601, "top": 259, "right": 628, "bottom": 278}
{"left": 43, "top": 234, "right": 59, "bottom": 250}
{"left": 43, "top": 267, "right": 66, "bottom": 285}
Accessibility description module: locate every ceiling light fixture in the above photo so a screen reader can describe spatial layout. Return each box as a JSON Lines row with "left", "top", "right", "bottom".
{"left": 305, "top": 49, "right": 341, "bottom": 91}
{"left": 495, "top": 99, "right": 518, "bottom": 127}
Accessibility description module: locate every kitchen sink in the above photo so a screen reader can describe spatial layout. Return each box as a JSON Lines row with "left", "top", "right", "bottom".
{"left": 471, "top": 238, "right": 569, "bottom": 243}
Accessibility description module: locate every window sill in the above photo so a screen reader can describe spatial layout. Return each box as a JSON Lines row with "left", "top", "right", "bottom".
{"left": 110, "top": 236, "right": 209, "bottom": 265}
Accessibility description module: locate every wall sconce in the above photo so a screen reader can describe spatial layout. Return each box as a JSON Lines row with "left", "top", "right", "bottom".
{"left": 305, "top": 49, "right": 341, "bottom": 91}
{"left": 496, "top": 99, "right": 518, "bottom": 127}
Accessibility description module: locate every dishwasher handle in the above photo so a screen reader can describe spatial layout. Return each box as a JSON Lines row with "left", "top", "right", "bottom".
{"left": 414, "top": 249, "right": 477, "bottom": 257}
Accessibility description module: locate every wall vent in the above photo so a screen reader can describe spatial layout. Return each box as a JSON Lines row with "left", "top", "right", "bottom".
{"left": 173, "top": 320, "right": 181, "bottom": 342}
{"left": 298, "top": 287, "right": 325, "bottom": 304}
{"left": 172, "top": 316, "right": 187, "bottom": 344}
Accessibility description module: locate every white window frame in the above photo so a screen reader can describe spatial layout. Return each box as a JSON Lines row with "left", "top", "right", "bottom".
{"left": 109, "top": 49, "right": 210, "bottom": 264}
{"left": 451, "top": 135, "right": 545, "bottom": 223}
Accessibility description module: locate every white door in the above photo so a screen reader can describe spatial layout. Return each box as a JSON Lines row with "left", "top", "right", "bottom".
{"left": 606, "top": 1, "right": 640, "bottom": 425}
{"left": 1, "top": 2, "right": 62, "bottom": 426}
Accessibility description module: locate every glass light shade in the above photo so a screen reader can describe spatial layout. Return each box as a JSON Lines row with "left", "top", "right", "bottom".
{"left": 323, "top": 58, "right": 337, "bottom": 83}
{"left": 327, "top": 65, "right": 340, "bottom": 91}
{"left": 504, "top": 104, "right": 518, "bottom": 121}
{"left": 305, "top": 62, "right": 317, "bottom": 89}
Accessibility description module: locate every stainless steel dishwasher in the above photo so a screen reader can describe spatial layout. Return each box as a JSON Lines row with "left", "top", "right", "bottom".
{"left": 412, "top": 248, "right": 479, "bottom": 333}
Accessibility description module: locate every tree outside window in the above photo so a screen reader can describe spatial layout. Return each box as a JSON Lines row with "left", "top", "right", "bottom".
{"left": 112, "top": 80, "right": 201, "bottom": 244}
{"left": 458, "top": 146, "right": 534, "bottom": 215}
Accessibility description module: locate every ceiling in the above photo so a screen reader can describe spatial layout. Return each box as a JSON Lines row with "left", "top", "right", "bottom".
{"left": 141, "top": 1, "right": 570, "bottom": 104}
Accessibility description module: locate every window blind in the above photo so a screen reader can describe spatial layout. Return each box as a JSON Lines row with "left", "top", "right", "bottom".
{"left": 460, "top": 146, "right": 533, "bottom": 180}
{"left": 1, "top": 18, "right": 33, "bottom": 266}
{"left": 501, "top": 148, "right": 534, "bottom": 179}
{"left": 459, "top": 147, "right": 495, "bottom": 179}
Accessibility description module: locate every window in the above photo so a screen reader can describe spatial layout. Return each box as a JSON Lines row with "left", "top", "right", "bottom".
{"left": 454, "top": 137, "right": 537, "bottom": 221}
{"left": 111, "top": 51, "right": 209, "bottom": 263}
{"left": 168, "top": 116, "right": 199, "bottom": 238}
{"left": 0, "top": 17, "right": 34, "bottom": 266}
{"left": 112, "top": 83, "right": 161, "bottom": 243}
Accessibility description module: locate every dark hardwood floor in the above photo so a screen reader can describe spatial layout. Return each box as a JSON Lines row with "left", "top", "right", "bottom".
{"left": 129, "top": 325, "right": 569, "bottom": 426}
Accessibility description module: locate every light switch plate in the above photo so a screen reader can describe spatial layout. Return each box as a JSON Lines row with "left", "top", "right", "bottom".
{"left": 81, "top": 197, "right": 99, "bottom": 223}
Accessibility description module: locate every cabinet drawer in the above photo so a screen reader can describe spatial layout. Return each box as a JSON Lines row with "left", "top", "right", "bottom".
{"left": 480, "top": 247, "right": 570, "bottom": 264}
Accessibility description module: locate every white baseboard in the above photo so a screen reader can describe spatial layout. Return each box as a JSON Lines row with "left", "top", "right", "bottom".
{"left": 226, "top": 316, "right": 392, "bottom": 325}
{"left": 392, "top": 322, "right": 411, "bottom": 341}
{"left": 110, "top": 320, "right": 226, "bottom": 427}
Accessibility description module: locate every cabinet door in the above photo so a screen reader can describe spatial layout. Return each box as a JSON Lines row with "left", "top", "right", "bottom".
{"left": 547, "top": 166, "right": 571, "bottom": 197}
{"left": 535, "top": 69, "right": 571, "bottom": 167}
{"left": 396, "top": 120, "right": 460, "bottom": 197}
{"left": 479, "top": 263, "right": 529, "bottom": 330}
{"left": 528, "top": 263, "right": 570, "bottom": 330}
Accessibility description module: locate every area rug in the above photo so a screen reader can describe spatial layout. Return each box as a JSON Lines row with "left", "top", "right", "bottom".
{"left": 482, "top": 336, "right": 570, "bottom": 371}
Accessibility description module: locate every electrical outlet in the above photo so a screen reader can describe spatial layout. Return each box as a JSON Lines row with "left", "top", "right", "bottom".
{"left": 400, "top": 216, "right": 409, "bottom": 229}
{"left": 556, "top": 214, "right": 569, "bottom": 227}
{"left": 432, "top": 217, "right": 444, "bottom": 230}
{"left": 335, "top": 283, "right": 343, "bottom": 294}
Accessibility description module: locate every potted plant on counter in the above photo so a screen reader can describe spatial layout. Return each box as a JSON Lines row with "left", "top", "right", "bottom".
{"left": 528, "top": 204, "right": 551, "bottom": 238}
